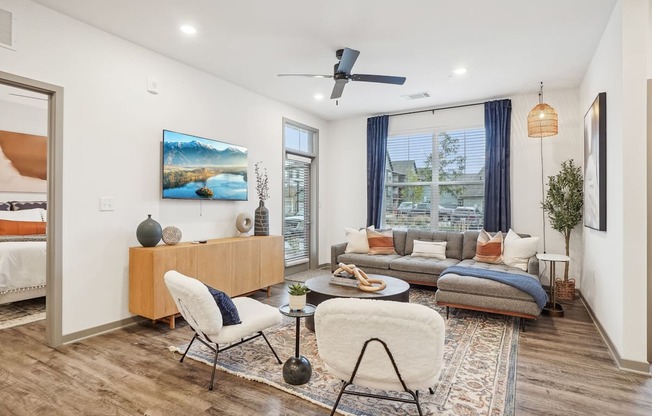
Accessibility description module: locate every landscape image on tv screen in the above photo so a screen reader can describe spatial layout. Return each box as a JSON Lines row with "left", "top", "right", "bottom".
{"left": 162, "top": 130, "right": 248, "bottom": 201}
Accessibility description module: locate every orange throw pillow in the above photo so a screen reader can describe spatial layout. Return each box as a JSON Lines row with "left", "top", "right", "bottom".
{"left": 366, "top": 228, "right": 396, "bottom": 255}
{"left": 473, "top": 229, "right": 503, "bottom": 264}
{"left": 0, "top": 219, "right": 46, "bottom": 235}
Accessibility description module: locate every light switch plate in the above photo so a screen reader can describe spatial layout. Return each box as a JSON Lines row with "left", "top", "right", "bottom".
{"left": 100, "top": 197, "right": 114, "bottom": 211}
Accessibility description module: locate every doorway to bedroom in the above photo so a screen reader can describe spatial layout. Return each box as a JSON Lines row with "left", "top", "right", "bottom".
{"left": 0, "top": 71, "right": 63, "bottom": 347}
{"left": 0, "top": 83, "right": 48, "bottom": 330}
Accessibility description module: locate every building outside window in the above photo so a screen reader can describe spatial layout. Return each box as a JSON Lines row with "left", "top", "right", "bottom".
{"left": 382, "top": 127, "right": 486, "bottom": 231}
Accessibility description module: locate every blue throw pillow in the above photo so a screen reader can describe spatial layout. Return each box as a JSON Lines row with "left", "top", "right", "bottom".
{"left": 205, "top": 284, "right": 242, "bottom": 326}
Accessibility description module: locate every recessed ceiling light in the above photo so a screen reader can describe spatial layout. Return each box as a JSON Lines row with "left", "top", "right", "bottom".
{"left": 452, "top": 67, "right": 467, "bottom": 75}
{"left": 314, "top": 94, "right": 324, "bottom": 100}
{"left": 180, "top": 25, "right": 197, "bottom": 35}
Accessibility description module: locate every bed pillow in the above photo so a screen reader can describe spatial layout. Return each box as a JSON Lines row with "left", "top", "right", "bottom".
{"left": 344, "top": 226, "right": 374, "bottom": 254}
{"left": 10, "top": 200, "right": 47, "bottom": 211}
{"left": 0, "top": 219, "right": 47, "bottom": 235}
{"left": 503, "top": 229, "right": 539, "bottom": 271}
{"left": 366, "top": 228, "right": 396, "bottom": 255}
{"left": 0, "top": 209, "right": 44, "bottom": 222}
{"left": 205, "top": 284, "right": 241, "bottom": 326}
{"left": 411, "top": 240, "right": 447, "bottom": 260}
{"left": 473, "top": 230, "right": 503, "bottom": 264}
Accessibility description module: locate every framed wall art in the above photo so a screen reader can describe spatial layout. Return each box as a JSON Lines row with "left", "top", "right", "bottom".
{"left": 583, "top": 92, "right": 606, "bottom": 231}
{"left": 0, "top": 130, "right": 47, "bottom": 193}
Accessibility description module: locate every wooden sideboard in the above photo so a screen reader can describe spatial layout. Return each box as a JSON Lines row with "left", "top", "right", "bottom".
{"left": 129, "top": 235, "right": 284, "bottom": 328}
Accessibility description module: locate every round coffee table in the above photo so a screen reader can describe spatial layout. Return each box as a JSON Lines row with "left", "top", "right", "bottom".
{"left": 304, "top": 274, "right": 410, "bottom": 332}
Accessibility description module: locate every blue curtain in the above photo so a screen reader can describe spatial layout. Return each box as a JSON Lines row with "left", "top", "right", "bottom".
{"left": 484, "top": 100, "right": 512, "bottom": 232}
{"left": 367, "top": 115, "right": 389, "bottom": 227}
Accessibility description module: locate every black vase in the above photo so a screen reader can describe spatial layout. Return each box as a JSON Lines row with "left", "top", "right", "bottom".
{"left": 136, "top": 214, "right": 162, "bottom": 247}
{"left": 254, "top": 200, "right": 269, "bottom": 236}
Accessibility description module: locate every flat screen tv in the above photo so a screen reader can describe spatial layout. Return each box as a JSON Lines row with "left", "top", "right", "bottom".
{"left": 162, "top": 130, "right": 248, "bottom": 201}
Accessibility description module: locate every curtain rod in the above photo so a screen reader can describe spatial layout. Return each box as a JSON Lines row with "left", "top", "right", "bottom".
{"left": 388, "top": 101, "right": 484, "bottom": 118}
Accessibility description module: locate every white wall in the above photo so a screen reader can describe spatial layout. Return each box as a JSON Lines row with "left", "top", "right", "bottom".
{"left": 322, "top": 117, "right": 367, "bottom": 259}
{"left": 0, "top": 99, "right": 48, "bottom": 201}
{"left": 580, "top": 0, "right": 648, "bottom": 363}
{"left": 325, "top": 90, "right": 583, "bottom": 285}
{"left": 0, "top": 0, "right": 329, "bottom": 335}
{"left": 511, "top": 88, "right": 584, "bottom": 284}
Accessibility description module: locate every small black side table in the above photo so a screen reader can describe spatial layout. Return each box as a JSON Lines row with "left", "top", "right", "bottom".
{"left": 279, "top": 303, "right": 316, "bottom": 385}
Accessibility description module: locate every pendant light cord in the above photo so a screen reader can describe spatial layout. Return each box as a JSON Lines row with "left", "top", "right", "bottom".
{"left": 539, "top": 81, "right": 547, "bottom": 253}
{"left": 540, "top": 136, "right": 547, "bottom": 253}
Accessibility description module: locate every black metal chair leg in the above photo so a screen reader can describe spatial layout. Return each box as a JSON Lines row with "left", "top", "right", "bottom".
{"left": 429, "top": 387, "right": 435, "bottom": 395}
{"left": 260, "top": 331, "right": 282, "bottom": 364}
{"left": 446, "top": 306, "right": 449, "bottom": 319}
{"left": 180, "top": 334, "right": 197, "bottom": 363}
{"left": 412, "top": 390, "right": 423, "bottom": 416}
{"left": 330, "top": 381, "right": 350, "bottom": 416}
{"left": 208, "top": 348, "right": 219, "bottom": 391}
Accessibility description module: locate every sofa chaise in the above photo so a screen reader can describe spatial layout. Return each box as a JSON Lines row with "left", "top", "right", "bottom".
{"left": 331, "top": 229, "right": 544, "bottom": 320}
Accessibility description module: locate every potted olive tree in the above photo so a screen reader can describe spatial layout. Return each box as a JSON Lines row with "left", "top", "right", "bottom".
{"left": 287, "top": 283, "right": 310, "bottom": 310}
{"left": 542, "top": 159, "right": 584, "bottom": 300}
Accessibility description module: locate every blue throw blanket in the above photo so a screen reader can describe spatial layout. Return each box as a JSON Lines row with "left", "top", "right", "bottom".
{"left": 440, "top": 266, "right": 548, "bottom": 310}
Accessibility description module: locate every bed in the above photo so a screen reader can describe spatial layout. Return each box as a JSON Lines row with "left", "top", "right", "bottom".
{"left": 0, "top": 202, "right": 47, "bottom": 305}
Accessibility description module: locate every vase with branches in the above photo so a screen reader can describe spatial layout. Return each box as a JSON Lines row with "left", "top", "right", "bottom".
{"left": 542, "top": 159, "right": 584, "bottom": 281}
{"left": 254, "top": 161, "right": 270, "bottom": 236}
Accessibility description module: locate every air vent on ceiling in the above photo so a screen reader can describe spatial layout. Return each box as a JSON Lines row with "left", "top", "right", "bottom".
{"left": 402, "top": 91, "right": 430, "bottom": 101}
{"left": 0, "top": 8, "right": 15, "bottom": 50}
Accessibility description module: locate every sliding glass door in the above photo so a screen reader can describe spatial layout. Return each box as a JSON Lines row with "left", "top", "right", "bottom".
{"left": 283, "top": 120, "right": 318, "bottom": 275}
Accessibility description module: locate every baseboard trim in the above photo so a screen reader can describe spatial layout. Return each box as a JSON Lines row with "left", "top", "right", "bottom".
{"left": 579, "top": 292, "right": 651, "bottom": 375}
{"left": 61, "top": 316, "right": 147, "bottom": 345}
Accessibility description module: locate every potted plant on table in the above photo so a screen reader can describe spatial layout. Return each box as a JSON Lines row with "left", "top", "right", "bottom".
{"left": 542, "top": 159, "right": 584, "bottom": 300}
{"left": 287, "top": 283, "right": 310, "bottom": 311}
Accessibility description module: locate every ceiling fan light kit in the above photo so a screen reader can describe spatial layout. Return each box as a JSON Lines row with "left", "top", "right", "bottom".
{"left": 278, "top": 47, "right": 406, "bottom": 99}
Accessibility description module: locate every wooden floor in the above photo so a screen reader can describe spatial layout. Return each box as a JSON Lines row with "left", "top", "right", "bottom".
{"left": 1, "top": 284, "right": 651, "bottom": 415}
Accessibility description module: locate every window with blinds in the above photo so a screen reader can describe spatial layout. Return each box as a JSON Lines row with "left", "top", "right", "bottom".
{"left": 383, "top": 127, "right": 486, "bottom": 231}
{"left": 284, "top": 156, "right": 311, "bottom": 266}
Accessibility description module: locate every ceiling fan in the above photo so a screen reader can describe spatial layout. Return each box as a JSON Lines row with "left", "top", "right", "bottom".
{"left": 278, "top": 47, "right": 406, "bottom": 99}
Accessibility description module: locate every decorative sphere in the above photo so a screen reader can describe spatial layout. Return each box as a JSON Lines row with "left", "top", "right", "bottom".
{"left": 136, "top": 214, "right": 162, "bottom": 247}
{"left": 236, "top": 212, "right": 253, "bottom": 234}
{"left": 162, "top": 226, "right": 182, "bottom": 245}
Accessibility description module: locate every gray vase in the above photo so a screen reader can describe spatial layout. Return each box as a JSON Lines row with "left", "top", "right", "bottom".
{"left": 254, "top": 200, "right": 269, "bottom": 236}
{"left": 136, "top": 214, "right": 162, "bottom": 247}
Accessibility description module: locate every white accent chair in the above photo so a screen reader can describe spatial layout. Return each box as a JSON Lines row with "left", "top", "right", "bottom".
{"left": 315, "top": 298, "right": 445, "bottom": 416}
{"left": 164, "top": 270, "right": 282, "bottom": 390}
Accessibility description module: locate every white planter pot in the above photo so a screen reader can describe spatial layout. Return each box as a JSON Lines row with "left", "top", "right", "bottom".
{"left": 289, "top": 294, "right": 306, "bottom": 311}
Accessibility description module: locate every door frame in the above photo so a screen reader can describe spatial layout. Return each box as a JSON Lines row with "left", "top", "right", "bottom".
{"left": 282, "top": 118, "right": 318, "bottom": 274}
{"left": 0, "top": 71, "right": 64, "bottom": 347}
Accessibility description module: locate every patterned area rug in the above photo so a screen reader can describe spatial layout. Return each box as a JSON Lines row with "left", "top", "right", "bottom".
{"left": 172, "top": 289, "right": 518, "bottom": 416}
{"left": 0, "top": 297, "right": 46, "bottom": 330}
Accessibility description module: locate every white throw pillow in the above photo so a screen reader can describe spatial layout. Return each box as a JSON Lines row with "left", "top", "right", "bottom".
{"left": 411, "top": 240, "right": 447, "bottom": 260}
{"left": 502, "top": 229, "right": 539, "bottom": 271}
{"left": 0, "top": 209, "right": 45, "bottom": 222}
{"left": 344, "top": 226, "right": 374, "bottom": 254}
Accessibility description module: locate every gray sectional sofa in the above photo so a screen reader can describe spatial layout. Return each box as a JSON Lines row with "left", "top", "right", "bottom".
{"left": 331, "top": 229, "right": 543, "bottom": 319}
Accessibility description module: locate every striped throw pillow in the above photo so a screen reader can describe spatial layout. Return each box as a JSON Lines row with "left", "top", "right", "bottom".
{"left": 366, "top": 228, "right": 396, "bottom": 255}
{"left": 473, "top": 229, "right": 503, "bottom": 264}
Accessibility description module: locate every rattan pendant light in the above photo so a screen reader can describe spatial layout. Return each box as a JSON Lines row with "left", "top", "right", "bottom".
{"left": 528, "top": 82, "right": 558, "bottom": 137}
{"left": 528, "top": 82, "right": 558, "bottom": 254}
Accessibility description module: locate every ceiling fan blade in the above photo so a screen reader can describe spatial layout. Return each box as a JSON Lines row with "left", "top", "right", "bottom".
{"left": 350, "top": 74, "right": 406, "bottom": 85}
{"left": 277, "top": 74, "right": 333, "bottom": 78}
{"left": 336, "top": 47, "right": 360, "bottom": 74}
{"left": 330, "top": 79, "right": 348, "bottom": 99}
